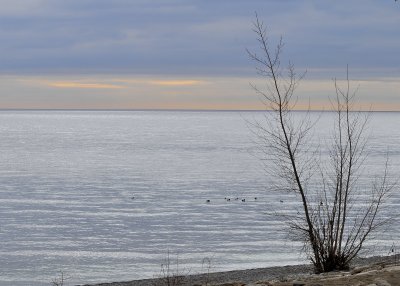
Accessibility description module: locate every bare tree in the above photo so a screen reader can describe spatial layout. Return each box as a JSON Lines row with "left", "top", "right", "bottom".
{"left": 247, "top": 14, "right": 393, "bottom": 273}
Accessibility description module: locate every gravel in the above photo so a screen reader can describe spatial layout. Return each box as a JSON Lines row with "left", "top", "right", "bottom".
{"left": 78, "top": 255, "right": 399, "bottom": 286}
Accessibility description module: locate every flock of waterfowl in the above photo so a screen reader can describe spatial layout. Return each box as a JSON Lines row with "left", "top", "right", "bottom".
{"left": 131, "top": 195, "right": 267, "bottom": 204}
{"left": 206, "top": 197, "right": 258, "bottom": 203}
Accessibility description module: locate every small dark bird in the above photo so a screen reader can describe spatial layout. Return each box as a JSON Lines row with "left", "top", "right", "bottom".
{"left": 131, "top": 196, "right": 135, "bottom": 200}
{"left": 235, "top": 197, "right": 239, "bottom": 201}
{"left": 206, "top": 199, "right": 211, "bottom": 203}
{"left": 242, "top": 199, "right": 246, "bottom": 202}
{"left": 254, "top": 197, "right": 258, "bottom": 200}
{"left": 227, "top": 198, "right": 231, "bottom": 201}
{"left": 280, "top": 200, "right": 284, "bottom": 203}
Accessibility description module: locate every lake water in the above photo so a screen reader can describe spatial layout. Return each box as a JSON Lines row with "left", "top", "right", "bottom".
{"left": 0, "top": 110, "right": 398, "bottom": 285}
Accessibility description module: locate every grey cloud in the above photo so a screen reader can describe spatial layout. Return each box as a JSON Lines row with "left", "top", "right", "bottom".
{"left": 0, "top": 0, "right": 398, "bottom": 77}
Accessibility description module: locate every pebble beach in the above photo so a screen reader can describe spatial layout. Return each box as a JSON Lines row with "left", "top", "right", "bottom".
{"left": 79, "top": 255, "right": 399, "bottom": 286}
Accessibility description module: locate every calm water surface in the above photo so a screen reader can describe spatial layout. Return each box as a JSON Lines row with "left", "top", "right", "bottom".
{"left": 0, "top": 111, "right": 398, "bottom": 285}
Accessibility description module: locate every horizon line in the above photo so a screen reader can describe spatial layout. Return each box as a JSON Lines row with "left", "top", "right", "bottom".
{"left": 0, "top": 108, "right": 400, "bottom": 113}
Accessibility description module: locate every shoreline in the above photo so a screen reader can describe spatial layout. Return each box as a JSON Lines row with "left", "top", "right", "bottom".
{"left": 79, "top": 255, "right": 399, "bottom": 286}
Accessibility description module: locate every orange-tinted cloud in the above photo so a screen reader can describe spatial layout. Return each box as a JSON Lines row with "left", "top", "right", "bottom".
{"left": 148, "top": 80, "right": 204, "bottom": 86}
{"left": 49, "top": 82, "right": 124, "bottom": 89}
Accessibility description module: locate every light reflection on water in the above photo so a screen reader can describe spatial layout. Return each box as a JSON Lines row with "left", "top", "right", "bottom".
{"left": 0, "top": 110, "right": 398, "bottom": 285}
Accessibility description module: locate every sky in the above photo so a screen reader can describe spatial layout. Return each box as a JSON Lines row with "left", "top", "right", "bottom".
{"left": 0, "top": 0, "right": 399, "bottom": 110}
